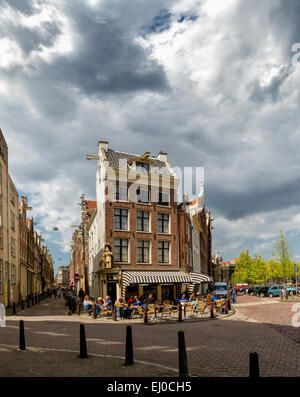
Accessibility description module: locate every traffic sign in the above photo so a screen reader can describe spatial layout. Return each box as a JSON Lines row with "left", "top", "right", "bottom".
{"left": 74, "top": 273, "right": 80, "bottom": 282}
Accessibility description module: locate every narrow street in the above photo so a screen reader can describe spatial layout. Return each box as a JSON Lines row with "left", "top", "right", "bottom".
{"left": 1, "top": 295, "right": 299, "bottom": 377}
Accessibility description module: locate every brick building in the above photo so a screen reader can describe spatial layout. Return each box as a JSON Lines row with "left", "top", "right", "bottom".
{"left": 87, "top": 141, "right": 193, "bottom": 302}
{"left": 177, "top": 188, "right": 214, "bottom": 295}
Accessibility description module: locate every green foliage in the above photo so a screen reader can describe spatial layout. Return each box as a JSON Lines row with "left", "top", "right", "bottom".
{"left": 272, "top": 230, "right": 293, "bottom": 283}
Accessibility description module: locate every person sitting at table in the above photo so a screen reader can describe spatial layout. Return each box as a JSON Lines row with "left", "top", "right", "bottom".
{"left": 189, "top": 293, "right": 196, "bottom": 302}
{"left": 83, "top": 295, "right": 92, "bottom": 311}
{"left": 211, "top": 291, "right": 218, "bottom": 306}
{"left": 127, "top": 296, "right": 134, "bottom": 306}
{"left": 95, "top": 297, "right": 105, "bottom": 317}
{"left": 115, "top": 297, "right": 125, "bottom": 319}
{"left": 146, "top": 293, "right": 155, "bottom": 304}
{"left": 177, "top": 293, "right": 189, "bottom": 304}
{"left": 103, "top": 295, "right": 112, "bottom": 308}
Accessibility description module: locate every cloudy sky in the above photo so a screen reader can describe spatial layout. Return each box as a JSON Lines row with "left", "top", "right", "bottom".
{"left": 1, "top": 0, "right": 300, "bottom": 270}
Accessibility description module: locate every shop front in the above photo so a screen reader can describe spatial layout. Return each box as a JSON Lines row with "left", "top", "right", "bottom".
{"left": 121, "top": 271, "right": 191, "bottom": 302}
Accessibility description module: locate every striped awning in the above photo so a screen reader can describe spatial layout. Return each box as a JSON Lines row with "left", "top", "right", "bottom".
{"left": 121, "top": 271, "right": 191, "bottom": 297}
{"left": 189, "top": 272, "right": 213, "bottom": 283}
{"left": 188, "top": 272, "right": 213, "bottom": 294}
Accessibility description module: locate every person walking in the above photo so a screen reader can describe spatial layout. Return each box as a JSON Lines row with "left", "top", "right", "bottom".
{"left": 232, "top": 288, "right": 237, "bottom": 304}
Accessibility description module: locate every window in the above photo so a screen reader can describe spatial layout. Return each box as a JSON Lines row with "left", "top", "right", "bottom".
{"left": 137, "top": 211, "right": 149, "bottom": 232}
{"left": 5, "top": 261, "right": 9, "bottom": 282}
{"left": 158, "top": 191, "right": 169, "bottom": 206}
{"left": 11, "top": 264, "right": 16, "bottom": 285}
{"left": 114, "top": 208, "right": 128, "bottom": 230}
{"left": 0, "top": 141, "right": 5, "bottom": 162}
{"left": 136, "top": 188, "right": 149, "bottom": 203}
{"left": 0, "top": 259, "right": 3, "bottom": 294}
{"left": 10, "top": 238, "right": 15, "bottom": 256}
{"left": 158, "top": 241, "right": 169, "bottom": 263}
{"left": 10, "top": 210, "right": 15, "bottom": 231}
{"left": 136, "top": 162, "right": 149, "bottom": 173}
{"left": 9, "top": 184, "right": 15, "bottom": 206}
{"left": 114, "top": 238, "right": 128, "bottom": 262}
{"left": 158, "top": 213, "right": 169, "bottom": 233}
{"left": 137, "top": 240, "right": 150, "bottom": 263}
{"left": 114, "top": 185, "right": 128, "bottom": 201}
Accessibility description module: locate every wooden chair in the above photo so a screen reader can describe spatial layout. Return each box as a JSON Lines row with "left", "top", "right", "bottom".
{"left": 193, "top": 301, "right": 207, "bottom": 318}
{"left": 184, "top": 303, "right": 194, "bottom": 318}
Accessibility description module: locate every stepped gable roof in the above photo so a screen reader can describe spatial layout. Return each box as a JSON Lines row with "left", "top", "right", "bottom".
{"left": 105, "top": 149, "right": 171, "bottom": 176}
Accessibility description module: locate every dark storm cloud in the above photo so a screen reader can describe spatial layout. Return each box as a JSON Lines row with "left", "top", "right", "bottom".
{"left": 248, "top": 66, "right": 291, "bottom": 104}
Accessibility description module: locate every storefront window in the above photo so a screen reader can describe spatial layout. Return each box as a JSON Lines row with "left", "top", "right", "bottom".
{"left": 161, "top": 285, "right": 174, "bottom": 302}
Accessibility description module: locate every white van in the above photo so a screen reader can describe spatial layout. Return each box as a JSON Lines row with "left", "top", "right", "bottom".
{"left": 214, "top": 282, "right": 228, "bottom": 297}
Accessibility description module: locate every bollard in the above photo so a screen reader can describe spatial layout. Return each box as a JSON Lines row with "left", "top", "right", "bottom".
{"left": 13, "top": 302, "right": 16, "bottom": 315}
{"left": 154, "top": 307, "right": 157, "bottom": 319}
{"left": 184, "top": 304, "right": 186, "bottom": 318}
{"left": 249, "top": 351, "right": 260, "bottom": 377}
{"left": 178, "top": 303, "right": 183, "bottom": 322}
{"left": 31, "top": 295, "right": 34, "bottom": 307}
{"left": 125, "top": 325, "right": 134, "bottom": 365}
{"left": 178, "top": 330, "right": 189, "bottom": 377}
{"left": 92, "top": 303, "right": 96, "bottom": 319}
{"left": 143, "top": 305, "right": 148, "bottom": 323}
{"left": 225, "top": 299, "right": 229, "bottom": 314}
{"left": 210, "top": 302, "right": 214, "bottom": 318}
{"left": 35, "top": 294, "right": 38, "bottom": 305}
{"left": 77, "top": 302, "right": 81, "bottom": 316}
{"left": 228, "top": 299, "right": 231, "bottom": 311}
{"left": 79, "top": 324, "right": 88, "bottom": 358}
{"left": 19, "top": 320, "right": 26, "bottom": 350}
{"left": 21, "top": 300, "right": 24, "bottom": 311}
{"left": 27, "top": 298, "right": 30, "bottom": 309}
{"left": 113, "top": 304, "right": 117, "bottom": 321}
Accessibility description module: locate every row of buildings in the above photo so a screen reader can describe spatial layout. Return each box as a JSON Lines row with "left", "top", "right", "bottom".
{"left": 0, "top": 129, "right": 55, "bottom": 308}
{"left": 70, "top": 141, "right": 215, "bottom": 303}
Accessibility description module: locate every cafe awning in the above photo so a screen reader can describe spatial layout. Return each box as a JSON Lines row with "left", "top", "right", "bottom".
{"left": 188, "top": 272, "right": 213, "bottom": 294}
{"left": 121, "top": 271, "right": 191, "bottom": 297}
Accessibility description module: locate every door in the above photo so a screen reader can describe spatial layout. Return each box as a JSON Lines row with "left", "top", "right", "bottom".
{"left": 107, "top": 282, "right": 116, "bottom": 304}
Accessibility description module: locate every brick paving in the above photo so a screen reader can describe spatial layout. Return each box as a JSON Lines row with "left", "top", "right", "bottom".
{"left": 1, "top": 296, "right": 299, "bottom": 377}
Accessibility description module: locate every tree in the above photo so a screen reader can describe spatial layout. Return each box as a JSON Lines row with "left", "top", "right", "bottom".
{"left": 251, "top": 255, "right": 268, "bottom": 285}
{"left": 266, "top": 258, "right": 281, "bottom": 283}
{"left": 272, "top": 230, "right": 293, "bottom": 284}
{"left": 231, "top": 250, "right": 253, "bottom": 284}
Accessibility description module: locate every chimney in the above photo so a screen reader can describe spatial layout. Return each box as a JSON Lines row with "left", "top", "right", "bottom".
{"left": 157, "top": 151, "right": 167, "bottom": 162}
{"left": 98, "top": 140, "right": 109, "bottom": 152}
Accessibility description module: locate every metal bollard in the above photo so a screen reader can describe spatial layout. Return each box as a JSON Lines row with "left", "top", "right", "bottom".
{"left": 19, "top": 320, "right": 26, "bottom": 350}
{"left": 249, "top": 351, "right": 260, "bottom": 377}
{"left": 13, "top": 302, "right": 16, "bottom": 315}
{"left": 21, "top": 300, "right": 24, "bottom": 311}
{"left": 184, "top": 304, "right": 186, "bottom": 318}
{"left": 113, "top": 304, "right": 117, "bottom": 321}
{"left": 225, "top": 299, "right": 229, "bottom": 314}
{"left": 79, "top": 324, "right": 88, "bottom": 358}
{"left": 143, "top": 305, "right": 148, "bottom": 323}
{"left": 92, "top": 303, "right": 96, "bottom": 319}
{"left": 178, "top": 330, "right": 189, "bottom": 377}
{"left": 125, "top": 325, "right": 134, "bottom": 365}
{"left": 210, "top": 302, "right": 214, "bottom": 318}
{"left": 228, "top": 299, "right": 231, "bottom": 311}
{"left": 178, "top": 304, "right": 183, "bottom": 322}
{"left": 77, "top": 302, "right": 81, "bottom": 316}
{"left": 27, "top": 298, "right": 30, "bottom": 309}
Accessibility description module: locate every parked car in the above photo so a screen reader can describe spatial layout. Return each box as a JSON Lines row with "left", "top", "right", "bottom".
{"left": 214, "top": 282, "right": 228, "bottom": 298}
{"left": 251, "top": 286, "right": 263, "bottom": 296}
{"left": 256, "top": 286, "right": 269, "bottom": 297}
{"left": 268, "top": 285, "right": 284, "bottom": 297}
{"left": 248, "top": 287, "right": 255, "bottom": 295}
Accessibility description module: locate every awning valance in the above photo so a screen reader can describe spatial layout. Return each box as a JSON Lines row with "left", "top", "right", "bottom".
{"left": 189, "top": 272, "right": 213, "bottom": 284}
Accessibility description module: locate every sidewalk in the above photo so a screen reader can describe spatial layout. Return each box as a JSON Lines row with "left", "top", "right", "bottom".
{"left": 0, "top": 345, "right": 176, "bottom": 377}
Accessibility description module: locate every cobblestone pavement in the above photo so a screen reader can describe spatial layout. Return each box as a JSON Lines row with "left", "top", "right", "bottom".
{"left": 1, "top": 296, "right": 299, "bottom": 377}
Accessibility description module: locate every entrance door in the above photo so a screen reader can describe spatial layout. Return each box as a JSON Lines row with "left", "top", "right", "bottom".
{"left": 107, "top": 282, "right": 116, "bottom": 304}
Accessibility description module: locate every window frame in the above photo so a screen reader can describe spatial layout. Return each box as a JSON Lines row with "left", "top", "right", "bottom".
{"left": 157, "top": 191, "right": 170, "bottom": 206}
{"left": 114, "top": 208, "right": 129, "bottom": 230}
{"left": 158, "top": 213, "right": 170, "bottom": 234}
{"left": 158, "top": 241, "right": 170, "bottom": 264}
{"left": 114, "top": 185, "right": 128, "bottom": 202}
{"left": 136, "top": 162, "right": 149, "bottom": 174}
{"left": 137, "top": 239, "right": 150, "bottom": 263}
{"left": 114, "top": 238, "right": 129, "bottom": 263}
{"left": 136, "top": 188, "right": 149, "bottom": 204}
{"left": 136, "top": 210, "right": 150, "bottom": 232}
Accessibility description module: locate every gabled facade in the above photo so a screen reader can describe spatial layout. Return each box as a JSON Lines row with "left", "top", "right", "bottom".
{"left": 88, "top": 141, "right": 188, "bottom": 302}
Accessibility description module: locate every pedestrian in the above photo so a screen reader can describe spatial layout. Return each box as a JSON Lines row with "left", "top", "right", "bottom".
{"left": 232, "top": 288, "right": 237, "bottom": 304}
{"left": 78, "top": 288, "right": 85, "bottom": 304}
{"left": 285, "top": 288, "right": 288, "bottom": 300}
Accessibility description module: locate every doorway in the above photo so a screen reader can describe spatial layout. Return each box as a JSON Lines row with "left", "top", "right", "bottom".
{"left": 107, "top": 282, "right": 117, "bottom": 304}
